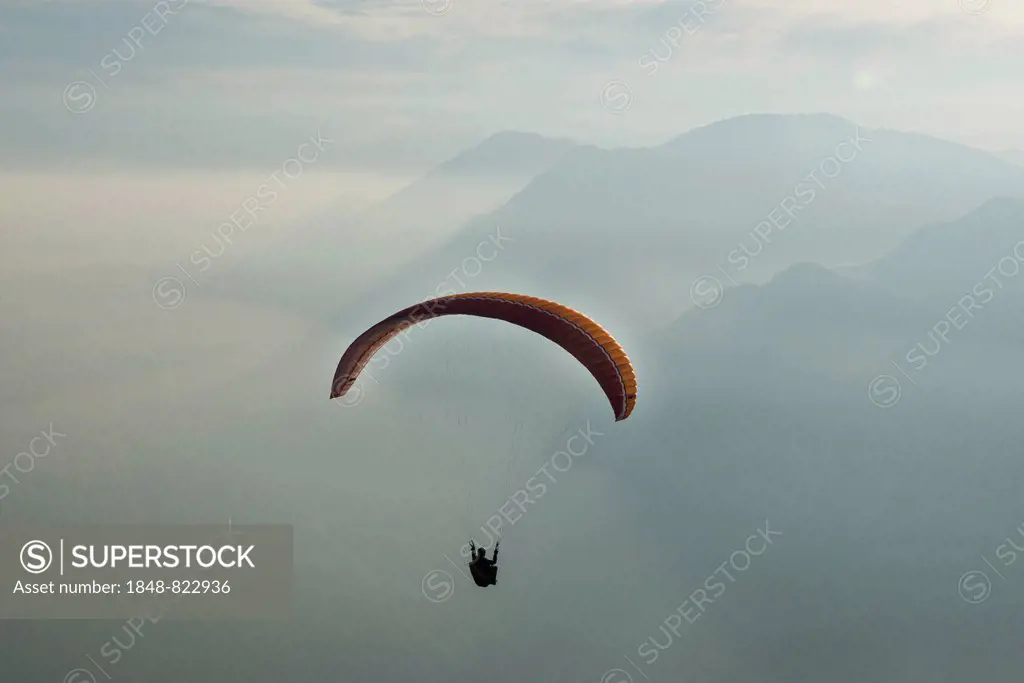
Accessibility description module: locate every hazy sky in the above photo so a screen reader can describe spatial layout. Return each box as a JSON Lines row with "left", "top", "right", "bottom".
{"left": 2, "top": 0, "right": 1022, "bottom": 177}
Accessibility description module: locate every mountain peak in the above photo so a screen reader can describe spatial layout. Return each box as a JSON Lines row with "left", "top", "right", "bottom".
{"left": 862, "top": 196, "right": 1024, "bottom": 297}
{"left": 481, "top": 130, "right": 574, "bottom": 146}
{"left": 436, "top": 131, "right": 577, "bottom": 175}
{"left": 751, "top": 262, "right": 862, "bottom": 304}
{"left": 659, "top": 112, "right": 859, "bottom": 152}
{"left": 707, "top": 112, "right": 853, "bottom": 130}
{"left": 770, "top": 261, "right": 840, "bottom": 284}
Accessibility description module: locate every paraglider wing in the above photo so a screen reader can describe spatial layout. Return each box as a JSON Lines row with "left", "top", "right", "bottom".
{"left": 330, "top": 292, "right": 637, "bottom": 420}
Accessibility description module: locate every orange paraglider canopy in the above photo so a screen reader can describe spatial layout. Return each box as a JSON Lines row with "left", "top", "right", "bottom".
{"left": 330, "top": 292, "right": 637, "bottom": 420}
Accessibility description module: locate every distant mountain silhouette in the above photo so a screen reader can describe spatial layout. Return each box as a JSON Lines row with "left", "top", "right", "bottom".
{"left": 336, "top": 114, "right": 1024, "bottom": 334}
{"left": 435, "top": 131, "right": 576, "bottom": 175}
{"left": 586, "top": 195, "right": 1024, "bottom": 554}
{"left": 205, "top": 131, "right": 577, "bottom": 314}
{"left": 642, "top": 196, "right": 1024, "bottom": 414}
{"left": 862, "top": 196, "right": 1024, "bottom": 298}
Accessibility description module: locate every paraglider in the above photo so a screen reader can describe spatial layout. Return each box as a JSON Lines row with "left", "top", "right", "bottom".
{"left": 329, "top": 292, "right": 637, "bottom": 589}
{"left": 329, "top": 291, "right": 637, "bottom": 421}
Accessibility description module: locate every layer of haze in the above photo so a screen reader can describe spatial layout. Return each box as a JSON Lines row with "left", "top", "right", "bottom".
{"left": 2, "top": 1, "right": 1024, "bottom": 681}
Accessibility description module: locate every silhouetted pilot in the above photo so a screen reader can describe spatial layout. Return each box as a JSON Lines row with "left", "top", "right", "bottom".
{"left": 468, "top": 540, "right": 498, "bottom": 587}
